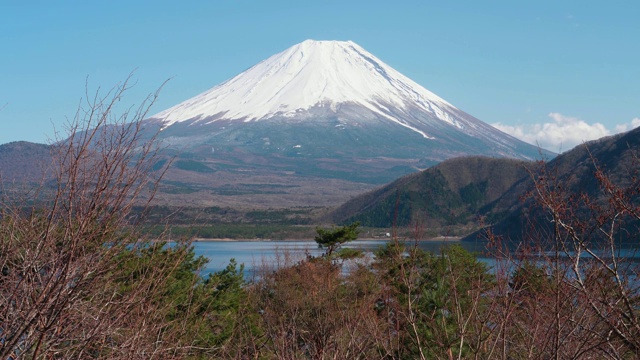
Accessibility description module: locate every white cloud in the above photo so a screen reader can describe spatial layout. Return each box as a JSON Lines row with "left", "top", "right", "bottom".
{"left": 492, "top": 113, "right": 640, "bottom": 153}
{"left": 614, "top": 118, "right": 640, "bottom": 133}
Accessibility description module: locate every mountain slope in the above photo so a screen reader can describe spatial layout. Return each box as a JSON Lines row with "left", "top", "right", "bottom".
{"left": 0, "top": 141, "right": 52, "bottom": 183}
{"left": 143, "top": 40, "right": 550, "bottom": 203}
{"left": 155, "top": 40, "right": 455, "bottom": 134}
{"left": 328, "top": 126, "right": 640, "bottom": 241}
{"left": 150, "top": 40, "right": 543, "bottom": 159}
{"left": 1, "top": 40, "right": 552, "bottom": 209}
{"left": 469, "top": 126, "right": 640, "bottom": 242}
{"left": 328, "top": 156, "right": 533, "bottom": 233}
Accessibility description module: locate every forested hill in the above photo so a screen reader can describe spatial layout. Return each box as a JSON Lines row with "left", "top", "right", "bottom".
{"left": 328, "top": 156, "right": 534, "bottom": 233}
{"left": 330, "top": 126, "right": 640, "bottom": 242}
{"left": 470, "top": 125, "right": 640, "bottom": 243}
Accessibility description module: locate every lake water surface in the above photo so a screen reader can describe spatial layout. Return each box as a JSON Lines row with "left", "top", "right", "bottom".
{"left": 191, "top": 239, "right": 489, "bottom": 277}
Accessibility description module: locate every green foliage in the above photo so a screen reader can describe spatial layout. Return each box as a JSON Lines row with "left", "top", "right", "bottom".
{"left": 314, "top": 221, "right": 360, "bottom": 256}
{"left": 375, "top": 242, "right": 494, "bottom": 359}
{"left": 192, "top": 259, "right": 261, "bottom": 355}
{"left": 112, "top": 244, "right": 260, "bottom": 358}
{"left": 244, "top": 208, "right": 312, "bottom": 224}
{"left": 459, "top": 181, "right": 487, "bottom": 210}
{"left": 335, "top": 247, "right": 364, "bottom": 260}
{"left": 510, "top": 260, "right": 553, "bottom": 295}
{"left": 115, "top": 241, "right": 206, "bottom": 298}
{"left": 418, "top": 245, "right": 493, "bottom": 357}
{"left": 335, "top": 156, "right": 532, "bottom": 232}
{"left": 141, "top": 223, "right": 317, "bottom": 240}
{"left": 136, "top": 205, "right": 317, "bottom": 239}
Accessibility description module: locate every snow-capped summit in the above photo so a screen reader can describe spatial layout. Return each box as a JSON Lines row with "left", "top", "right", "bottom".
{"left": 152, "top": 40, "right": 465, "bottom": 138}
{"left": 146, "top": 39, "right": 549, "bottom": 188}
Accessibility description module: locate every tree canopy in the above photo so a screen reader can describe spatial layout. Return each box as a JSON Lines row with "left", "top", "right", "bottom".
{"left": 314, "top": 221, "right": 360, "bottom": 256}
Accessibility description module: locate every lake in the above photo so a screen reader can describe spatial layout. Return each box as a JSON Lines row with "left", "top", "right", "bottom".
{"left": 191, "top": 239, "right": 489, "bottom": 277}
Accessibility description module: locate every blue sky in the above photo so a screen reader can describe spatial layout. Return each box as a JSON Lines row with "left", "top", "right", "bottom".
{"left": 1, "top": 1, "right": 639, "bottom": 151}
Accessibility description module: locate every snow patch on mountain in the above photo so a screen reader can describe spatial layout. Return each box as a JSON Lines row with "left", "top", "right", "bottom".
{"left": 152, "top": 40, "right": 461, "bottom": 138}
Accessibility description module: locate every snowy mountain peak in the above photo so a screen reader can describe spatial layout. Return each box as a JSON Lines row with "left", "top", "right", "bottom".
{"left": 140, "top": 39, "right": 548, "bottom": 190}
{"left": 152, "top": 39, "right": 459, "bottom": 134}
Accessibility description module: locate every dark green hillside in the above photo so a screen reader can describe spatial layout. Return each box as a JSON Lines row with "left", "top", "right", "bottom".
{"left": 329, "top": 156, "right": 533, "bottom": 232}
{"left": 330, "top": 127, "right": 640, "bottom": 242}
{"left": 473, "top": 126, "right": 640, "bottom": 243}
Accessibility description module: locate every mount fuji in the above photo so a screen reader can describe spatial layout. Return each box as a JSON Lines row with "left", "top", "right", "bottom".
{"left": 154, "top": 39, "right": 462, "bottom": 139}
{"left": 142, "top": 40, "right": 549, "bottom": 206}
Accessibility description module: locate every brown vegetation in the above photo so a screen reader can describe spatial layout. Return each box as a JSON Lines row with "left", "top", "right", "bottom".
{"left": 0, "top": 78, "right": 203, "bottom": 359}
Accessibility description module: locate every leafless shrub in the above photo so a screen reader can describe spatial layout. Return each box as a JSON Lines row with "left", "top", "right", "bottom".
{"left": 250, "top": 246, "right": 389, "bottom": 359}
{"left": 0, "top": 76, "right": 208, "bottom": 359}
{"left": 483, "top": 150, "right": 640, "bottom": 359}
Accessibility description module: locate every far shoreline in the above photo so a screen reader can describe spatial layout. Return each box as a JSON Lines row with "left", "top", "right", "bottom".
{"left": 191, "top": 236, "right": 463, "bottom": 243}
